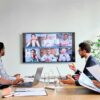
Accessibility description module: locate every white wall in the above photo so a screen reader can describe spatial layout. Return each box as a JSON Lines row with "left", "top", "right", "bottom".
{"left": 0, "top": 0, "right": 100, "bottom": 76}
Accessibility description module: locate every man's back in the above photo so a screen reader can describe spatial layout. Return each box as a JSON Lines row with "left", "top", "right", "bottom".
{"left": 83, "top": 55, "right": 99, "bottom": 79}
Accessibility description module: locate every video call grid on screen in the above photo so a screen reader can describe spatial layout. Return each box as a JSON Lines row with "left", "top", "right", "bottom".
{"left": 22, "top": 32, "right": 75, "bottom": 63}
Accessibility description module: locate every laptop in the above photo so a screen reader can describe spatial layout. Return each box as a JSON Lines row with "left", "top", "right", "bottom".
{"left": 15, "top": 67, "right": 43, "bottom": 87}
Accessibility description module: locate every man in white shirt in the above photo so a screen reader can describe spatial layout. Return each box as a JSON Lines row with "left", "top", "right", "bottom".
{"left": 41, "top": 34, "right": 60, "bottom": 47}
{"left": 60, "top": 34, "right": 72, "bottom": 46}
{"left": 0, "top": 42, "right": 23, "bottom": 85}
{"left": 40, "top": 49, "right": 57, "bottom": 62}
{"left": 58, "top": 48, "right": 71, "bottom": 62}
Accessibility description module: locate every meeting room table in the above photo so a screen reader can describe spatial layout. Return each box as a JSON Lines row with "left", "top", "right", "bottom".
{"left": 1, "top": 82, "right": 100, "bottom": 100}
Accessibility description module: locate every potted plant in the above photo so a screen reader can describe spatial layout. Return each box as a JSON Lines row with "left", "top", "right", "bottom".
{"left": 84, "top": 35, "right": 100, "bottom": 63}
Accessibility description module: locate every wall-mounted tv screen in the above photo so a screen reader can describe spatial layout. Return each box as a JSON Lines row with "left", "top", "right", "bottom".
{"left": 23, "top": 32, "right": 75, "bottom": 63}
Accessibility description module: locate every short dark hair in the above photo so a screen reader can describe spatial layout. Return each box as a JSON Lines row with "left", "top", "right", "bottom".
{"left": 79, "top": 42, "right": 91, "bottom": 53}
{"left": 0, "top": 42, "right": 4, "bottom": 51}
{"left": 31, "top": 49, "right": 36, "bottom": 53}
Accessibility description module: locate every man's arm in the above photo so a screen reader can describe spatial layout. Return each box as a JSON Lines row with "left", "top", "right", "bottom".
{"left": 0, "top": 76, "right": 24, "bottom": 85}
{"left": 68, "top": 63, "right": 81, "bottom": 74}
{"left": 60, "top": 75, "right": 75, "bottom": 85}
{"left": 75, "top": 70, "right": 81, "bottom": 74}
{"left": 0, "top": 66, "right": 16, "bottom": 81}
{"left": 0, "top": 77, "right": 12, "bottom": 85}
{"left": 60, "top": 75, "right": 81, "bottom": 86}
{"left": 92, "top": 80, "right": 100, "bottom": 88}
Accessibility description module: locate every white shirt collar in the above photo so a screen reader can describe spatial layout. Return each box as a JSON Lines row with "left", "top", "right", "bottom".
{"left": 0, "top": 57, "right": 2, "bottom": 62}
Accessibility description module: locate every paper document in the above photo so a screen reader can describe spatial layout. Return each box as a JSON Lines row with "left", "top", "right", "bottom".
{"left": 14, "top": 88, "right": 47, "bottom": 96}
{"left": 87, "top": 64, "right": 100, "bottom": 81}
{"left": 79, "top": 73, "right": 100, "bottom": 93}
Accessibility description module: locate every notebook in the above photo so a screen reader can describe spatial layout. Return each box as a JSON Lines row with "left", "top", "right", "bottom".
{"left": 15, "top": 67, "right": 43, "bottom": 87}
{"left": 87, "top": 64, "right": 100, "bottom": 81}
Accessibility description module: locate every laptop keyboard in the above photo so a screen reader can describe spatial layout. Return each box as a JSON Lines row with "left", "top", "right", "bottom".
{"left": 17, "top": 82, "right": 33, "bottom": 87}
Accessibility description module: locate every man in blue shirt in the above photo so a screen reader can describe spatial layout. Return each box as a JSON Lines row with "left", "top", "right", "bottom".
{"left": 0, "top": 42, "right": 23, "bottom": 86}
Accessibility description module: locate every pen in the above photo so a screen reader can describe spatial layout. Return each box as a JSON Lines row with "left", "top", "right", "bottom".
{"left": 15, "top": 91, "right": 27, "bottom": 92}
{"left": 14, "top": 90, "right": 31, "bottom": 92}
{"left": 2, "top": 94, "right": 14, "bottom": 98}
